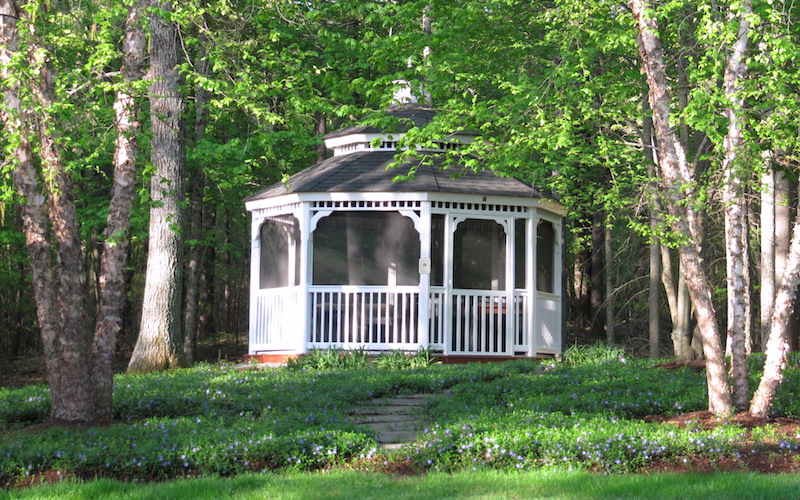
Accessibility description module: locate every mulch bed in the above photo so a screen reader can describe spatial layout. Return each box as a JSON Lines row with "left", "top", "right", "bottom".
{"left": 642, "top": 410, "right": 800, "bottom": 474}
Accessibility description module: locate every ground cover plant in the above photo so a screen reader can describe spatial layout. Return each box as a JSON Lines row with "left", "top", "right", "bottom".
{"left": 2, "top": 353, "right": 800, "bottom": 491}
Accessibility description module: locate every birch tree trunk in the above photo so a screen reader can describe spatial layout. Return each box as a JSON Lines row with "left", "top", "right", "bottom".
{"left": 92, "top": 0, "right": 146, "bottom": 418}
{"left": 721, "top": 0, "right": 752, "bottom": 411}
{"left": 750, "top": 215, "right": 800, "bottom": 418}
{"left": 128, "top": 0, "right": 185, "bottom": 372}
{"left": 631, "top": 0, "right": 733, "bottom": 416}
{"left": 1, "top": 0, "right": 94, "bottom": 422}
{"left": 2, "top": 0, "right": 156, "bottom": 420}
{"left": 760, "top": 153, "right": 776, "bottom": 350}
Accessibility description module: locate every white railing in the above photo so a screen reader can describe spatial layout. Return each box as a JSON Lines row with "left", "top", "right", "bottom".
{"left": 536, "top": 292, "right": 561, "bottom": 353}
{"left": 428, "top": 288, "right": 447, "bottom": 350}
{"left": 251, "top": 286, "right": 551, "bottom": 356}
{"left": 450, "top": 290, "right": 512, "bottom": 355}
{"left": 250, "top": 287, "right": 302, "bottom": 352}
{"left": 512, "top": 291, "right": 529, "bottom": 353}
{"left": 309, "top": 286, "right": 421, "bottom": 350}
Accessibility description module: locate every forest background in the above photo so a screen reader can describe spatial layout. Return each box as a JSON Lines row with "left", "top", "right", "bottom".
{"left": 1, "top": 0, "right": 800, "bottom": 422}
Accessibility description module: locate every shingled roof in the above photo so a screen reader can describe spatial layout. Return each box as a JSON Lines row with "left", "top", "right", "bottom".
{"left": 245, "top": 151, "right": 541, "bottom": 202}
{"left": 246, "top": 102, "right": 544, "bottom": 203}
{"left": 323, "top": 104, "right": 438, "bottom": 140}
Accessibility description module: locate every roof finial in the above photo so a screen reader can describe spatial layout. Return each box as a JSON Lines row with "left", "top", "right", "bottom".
{"left": 392, "top": 79, "right": 419, "bottom": 104}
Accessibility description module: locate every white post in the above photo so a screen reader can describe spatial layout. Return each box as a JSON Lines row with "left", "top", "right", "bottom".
{"left": 297, "top": 203, "right": 313, "bottom": 354}
{"left": 504, "top": 218, "right": 514, "bottom": 356}
{"left": 443, "top": 215, "right": 456, "bottom": 355}
{"left": 417, "top": 201, "right": 432, "bottom": 349}
{"left": 554, "top": 217, "right": 564, "bottom": 352}
{"left": 249, "top": 214, "right": 263, "bottom": 355}
{"left": 527, "top": 213, "right": 538, "bottom": 357}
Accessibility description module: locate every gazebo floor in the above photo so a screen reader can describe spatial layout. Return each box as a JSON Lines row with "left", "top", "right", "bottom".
{"left": 243, "top": 352, "right": 557, "bottom": 365}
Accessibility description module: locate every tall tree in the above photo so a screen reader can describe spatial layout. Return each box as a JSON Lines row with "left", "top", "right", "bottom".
{"left": 182, "top": 42, "right": 210, "bottom": 366}
{"left": 128, "top": 0, "right": 186, "bottom": 372}
{"left": 751, "top": 189, "right": 800, "bottom": 417}
{"left": 720, "top": 0, "right": 752, "bottom": 411}
{"left": 630, "top": 0, "right": 733, "bottom": 416}
{"left": 92, "top": 0, "right": 147, "bottom": 417}
{"left": 760, "top": 154, "right": 775, "bottom": 349}
{"left": 0, "top": 0, "right": 147, "bottom": 421}
{"left": 643, "top": 95, "right": 661, "bottom": 358}
{"left": 0, "top": 0, "right": 90, "bottom": 422}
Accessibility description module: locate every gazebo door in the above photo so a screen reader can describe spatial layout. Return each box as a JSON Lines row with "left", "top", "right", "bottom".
{"left": 448, "top": 217, "right": 514, "bottom": 355}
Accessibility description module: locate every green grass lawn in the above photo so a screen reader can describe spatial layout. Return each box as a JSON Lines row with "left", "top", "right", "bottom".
{"left": 2, "top": 349, "right": 800, "bottom": 497}
{"left": 4, "top": 470, "right": 800, "bottom": 500}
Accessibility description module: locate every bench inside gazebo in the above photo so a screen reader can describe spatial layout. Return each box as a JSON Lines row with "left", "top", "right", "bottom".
{"left": 245, "top": 98, "right": 565, "bottom": 362}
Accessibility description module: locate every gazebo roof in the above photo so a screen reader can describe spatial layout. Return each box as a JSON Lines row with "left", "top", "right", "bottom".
{"left": 244, "top": 151, "right": 543, "bottom": 202}
{"left": 323, "top": 103, "right": 438, "bottom": 140}
{"left": 246, "top": 100, "right": 549, "bottom": 204}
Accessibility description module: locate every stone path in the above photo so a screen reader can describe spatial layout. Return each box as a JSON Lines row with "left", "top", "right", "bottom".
{"left": 350, "top": 394, "right": 437, "bottom": 450}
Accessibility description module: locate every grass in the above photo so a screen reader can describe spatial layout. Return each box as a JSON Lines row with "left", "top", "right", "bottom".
{"left": 4, "top": 470, "right": 800, "bottom": 499}
{"left": 2, "top": 350, "right": 800, "bottom": 497}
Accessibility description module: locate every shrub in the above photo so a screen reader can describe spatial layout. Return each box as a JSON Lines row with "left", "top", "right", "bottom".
{"left": 563, "top": 341, "right": 626, "bottom": 367}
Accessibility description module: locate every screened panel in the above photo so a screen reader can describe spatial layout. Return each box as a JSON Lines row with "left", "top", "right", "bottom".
{"left": 259, "top": 215, "right": 300, "bottom": 289}
{"left": 453, "top": 218, "right": 506, "bottom": 290}
{"left": 430, "top": 214, "right": 445, "bottom": 287}
{"left": 515, "top": 219, "right": 527, "bottom": 289}
{"left": 312, "top": 212, "right": 420, "bottom": 285}
{"left": 537, "top": 221, "right": 555, "bottom": 293}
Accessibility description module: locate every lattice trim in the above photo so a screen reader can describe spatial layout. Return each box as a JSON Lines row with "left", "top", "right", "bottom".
{"left": 431, "top": 201, "right": 527, "bottom": 214}
{"left": 312, "top": 200, "right": 422, "bottom": 210}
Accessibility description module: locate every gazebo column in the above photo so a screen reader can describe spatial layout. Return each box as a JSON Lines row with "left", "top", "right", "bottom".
{"left": 527, "top": 213, "right": 539, "bottom": 357}
{"left": 554, "top": 217, "right": 564, "bottom": 354}
{"left": 248, "top": 214, "right": 265, "bottom": 354}
{"left": 417, "top": 202, "right": 432, "bottom": 349}
{"left": 297, "top": 203, "right": 313, "bottom": 354}
{"left": 442, "top": 214, "right": 455, "bottom": 355}
{"left": 503, "top": 218, "right": 515, "bottom": 356}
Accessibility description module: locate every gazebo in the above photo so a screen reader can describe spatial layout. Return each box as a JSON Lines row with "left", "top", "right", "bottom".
{"left": 245, "top": 99, "right": 565, "bottom": 362}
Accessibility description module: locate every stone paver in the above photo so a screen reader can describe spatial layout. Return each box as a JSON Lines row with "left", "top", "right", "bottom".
{"left": 350, "top": 393, "right": 439, "bottom": 449}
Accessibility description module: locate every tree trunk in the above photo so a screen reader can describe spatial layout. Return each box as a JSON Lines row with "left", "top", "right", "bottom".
{"left": 750, "top": 213, "right": 800, "bottom": 418}
{"left": 604, "top": 221, "right": 615, "bottom": 345}
{"left": 744, "top": 199, "right": 753, "bottom": 355}
{"left": 128, "top": 0, "right": 185, "bottom": 372}
{"left": 643, "top": 94, "right": 660, "bottom": 357}
{"left": 590, "top": 212, "right": 604, "bottom": 339}
{"left": 3, "top": 0, "right": 153, "bottom": 421}
{"left": 183, "top": 45, "right": 209, "bottom": 366}
{"left": 631, "top": 0, "right": 733, "bottom": 416}
{"left": 1, "top": 0, "right": 97, "bottom": 422}
{"left": 721, "top": 0, "right": 752, "bottom": 411}
{"left": 315, "top": 111, "right": 327, "bottom": 161}
{"left": 760, "top": 153, "right": 776, "bottom": 350}
{"left": 571, "top": 233, "right": 590, "bottom": 329}
{"left": 91, "top": 0, "right": 146, "bottom": 418}
{"left": 661, "top": 246, "right": 692, "bottom": 361}
{"left": 197, "top": 210, "right": 215, "bottom": 340}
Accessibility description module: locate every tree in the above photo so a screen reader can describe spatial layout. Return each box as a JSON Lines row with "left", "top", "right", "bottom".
{"left": 128, "top": 0, "right": 186, "bottom": 372}
{"left": 720, "top": 0, "right": 752, "bottom": 411}
{"left": 0, "top": 0, "right": 146, "bottom": 421}
{"left": 629, "top": 0, "right": 735, "bottom": 416}
{"left": 92, "top": 0, "right": 147, "bottom": 417}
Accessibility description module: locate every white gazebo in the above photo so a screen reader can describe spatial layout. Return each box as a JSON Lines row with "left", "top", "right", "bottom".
{"left": 245, "top": 102, "right": 565, "bottom": 362}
